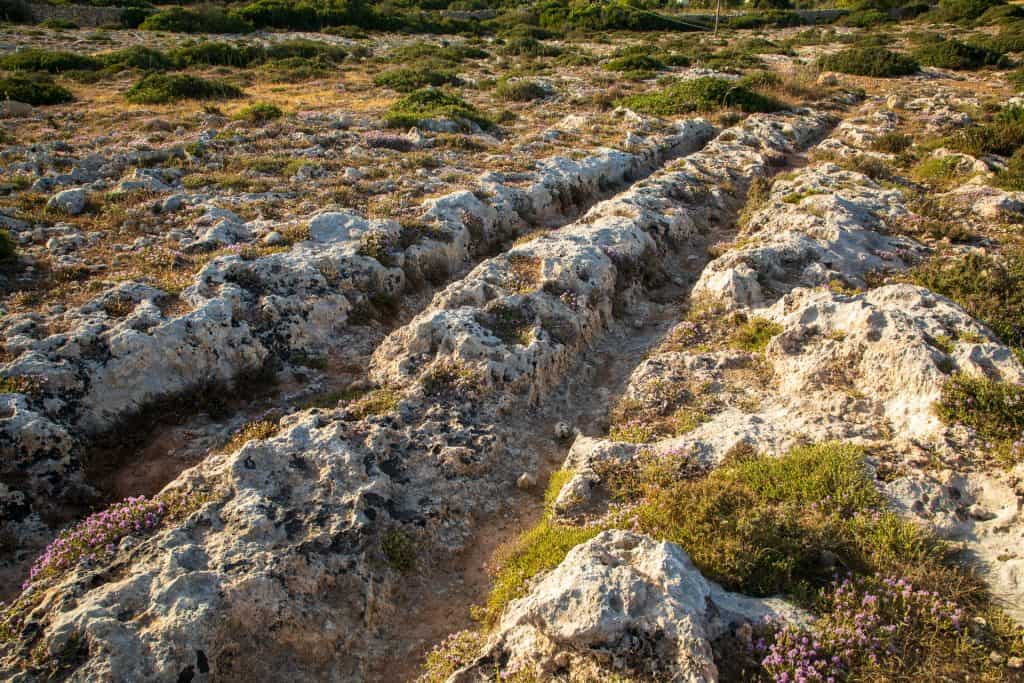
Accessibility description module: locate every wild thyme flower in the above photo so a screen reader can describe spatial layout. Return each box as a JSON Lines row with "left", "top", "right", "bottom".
{"left": 23, "top": 496, "right": 166, "bottom": 590}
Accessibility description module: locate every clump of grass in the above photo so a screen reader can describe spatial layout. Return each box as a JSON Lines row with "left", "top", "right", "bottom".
{"left": 912, "top": 38, "right": 1006, "bottom": 70}
{"left": 125, "top": 73, "right": 243, "bottom": 104}
{"left": 220, "top": 418, "right": 279, "bottom": 452}
{"left": 420, "top": 630, "right": 486, "bottom": 682}
{"left": 625, "top": 443, "right": 936, "bottom": 598}
{"left": 348, "top": 387, "right": 402, "bottom": 418}
{"left": 730, "top": 317, "right": 783, "bottom": 353}
{"left": 617, "top": 77, "right": 783, "bottom": 116}
{"left": 0, "top": 75, "right": 73, "bottom": 105}
{"left": 381, "top": 528, "right": 416, "bottom": 572}
{"left": 384, "top": 88, "right": 493, "bottom": 131}
{"left": 233, "top": 102, "right": 282, "bottom": 124}
{"left": 945, "top": 105, "right": 1024, "bottom": 157}
{"left": 935, "top": 372, "right": 1024, "bottom": 442}
{"left": 872, "top": 131, "right": 913, "bottom": 154}
{"left": 911, "top": 155, "right": 969, "bottom": 189}
{"left": 909, "top": 250, "right": 1024, "bottom": 353}
{"left": 603, "top": 52, "right": 665, "bottom": 74}
{"left": 998, "top": 147, "right": 1024, "bottom": 190}
{"left": 373, "top": 67, "right": 458, "bottom": 93}
{"left": 494, "top": 78, "right": 547, "bottom": 102}
{"left": 817, "top": 48, "right": 919, "bottom": 77}
{"left": 478, "top": 470, "right": 601, "bottom": 627}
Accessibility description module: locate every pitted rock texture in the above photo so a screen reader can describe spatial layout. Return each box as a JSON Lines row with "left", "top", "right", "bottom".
{"left": 454, "top": 530, "right": 804, "bottom": 682}
{"left": 0, "top": 119, "right": 715, "bottom": 571}
{"left": 371, "top": 110, "right": 834, "bottom": 401}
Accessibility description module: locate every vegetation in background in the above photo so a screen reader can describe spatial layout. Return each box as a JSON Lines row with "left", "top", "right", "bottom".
{"left": 384, "top": 88, "right": 494, "bottom": 130}
{"left": 125, "top": 73, "right": 244, "bottom": 104}
{"left": 818, "top": 47, "right": 919, "bottom": 77}
{"left": 617, "top": 76, "right": 783, "bottom": 115}
{"left": 0, "top": 75, "right": 73, "bottom": 105}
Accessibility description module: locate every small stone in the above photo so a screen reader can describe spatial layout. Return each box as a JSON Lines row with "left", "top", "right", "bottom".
{"left": 554, "top": 422, "right": 574, "bottom": 441}
{"left": 263, "top": 231, "right": 284, "bottom": 246}
{"left": 968, "top": 503, "right": 997, "bottom": 521}
{"left": 1008, "top": 657, "right": 1023, "bottom": 669}
{"left": 516, "top": 473, "right": 536, "bottom": 491}
{"left": 990, "top": 651, "right": 1005, "bottom": 665}
{"left": 817, "top": 72, "right": 839, "bottom": 86}
{"left": 46, "top": 187, "right": 87, "bottom": 216}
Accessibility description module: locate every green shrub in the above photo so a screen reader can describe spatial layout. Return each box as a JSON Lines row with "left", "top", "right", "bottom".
{"left": 928, "top": 0, "right": 1006, "bottom": 23}
{"left": 500, "top": 36, "right": 561, "bottom": 57}
{"left": 0, "top": 228, "right": 15, "bottom": 260}
{"left": 909, "top": 250, "right": 1024, "bottom": 352}
{"left": 381, "top": 528, "right": 417, "bottom": 572}
{"left": 839, "top": 8, "right": 892, "bottom": 27}
{"left": 912, "top": 39, "right": 1007, "bottom": 70}
{"left": 39, "top": 18, "right": 77, "bottom": 29}
{"left": 603, "top": 53, "right": 665, "bottom": 73}
{"left": 872, "top": 131, "right": 913, "bottom": 153}
{"left": 119, "top": 6, "right": 151, "bottom": 28}
{"left": 945, "top": 105, "right": 1024, "bottom": 157}
{"left": 0, "top": 48, "right": 101, "bottom": 73}
{"left": 264, "top": 39, "right": 347, "bottom": 62}
{"left": 818, "top": 48, "right": 919, "bottom": 77}
{"left": 617, "top": 76, "right": 783, "bottom": 116}
{"left": 726, "top": 10, "right": 803, "bottom": 29}
{"left": 627, "top": 443, "right": 936, "bottom": 598}
{"left": 494, "top": 78, "right": 547, "bottom": 102}
{"left": 386, "top": 41, "right": 488, "bottom": 65}
{"left": 1011, "top": 69, "right": 1024, "bottom": 92}
{"left": 169, "top": 41, "right": 261, "bottom": 68}
{"left": 373, "top": 67, "right": 459, "bottom": 92}
{"left": 234, "top": 102, "right": 282, "bottom": 124}
{"left": 384, "top": 88, "right": 493, "bottom": 130}
{"left": 0, "top": 0, "right": 31, "bottom": 22}
{"left": 260, "top": 56, "right": 330, "bottom": 82}
{"left": 125, "top": 73, "right": 243, "bottom": 104}
{"left": 911, "top": 155, "right": 970, "bottom": 189}
{"left": 100, "top": 46, "right": 171, "bottom": 71}
{"left": 140, "top": 6, "right": 253, "bottom": 34}
{"left": 0, "top": 75, "right": 73, "bottom": 105}
{"left": 936, "top": 372, "right": 1024, "bottom": 441}
{"left": 998, "top": 147, "right": 1024, "bottom": 190}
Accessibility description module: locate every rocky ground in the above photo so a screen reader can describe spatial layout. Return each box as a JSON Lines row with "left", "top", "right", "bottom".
{"left": 1, "top": 9, "right": 1024, "bottom": 683}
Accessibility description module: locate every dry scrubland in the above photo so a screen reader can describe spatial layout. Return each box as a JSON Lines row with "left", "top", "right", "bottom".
{"left": 2, "top": 0, "right": 1024, "bottom": 680}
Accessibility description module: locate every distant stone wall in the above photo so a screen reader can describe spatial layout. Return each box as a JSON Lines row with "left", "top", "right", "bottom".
{"left": 28, "top": 2, "right": 124, "bottom": 27}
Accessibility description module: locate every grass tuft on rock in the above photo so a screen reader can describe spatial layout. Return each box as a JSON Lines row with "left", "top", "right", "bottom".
{"left": 125, "top": 73, "right": 244, "bottom": 105}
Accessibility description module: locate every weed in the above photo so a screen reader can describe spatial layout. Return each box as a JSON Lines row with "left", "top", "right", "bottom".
{"left": 374, "top": 67, "right": 458, "bottom": 93}
{"left": 935, "top": 372, "right": 1024, "bottom": 442}
{"left": 381, "top": 528, "right": 416, "bottom": 572}
{"left": 234, "top": 102, "right": 283, "bottom": 124}
{"left": 384, "top": 89, "right": 494, "bottom": 131}
{"left": 730, "top": 317, "right": 784, "bottom": 353}
{"left": 494, "top": 78, "right": 547, "bottom": 102}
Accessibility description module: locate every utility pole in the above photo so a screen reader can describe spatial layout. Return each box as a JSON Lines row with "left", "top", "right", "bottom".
{"left": 714, "top": 0, "right": 721, "bottom": 35}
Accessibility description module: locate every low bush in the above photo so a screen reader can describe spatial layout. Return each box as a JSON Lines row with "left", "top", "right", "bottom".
{"left": 169, "top": 41, "right": 261, "bottom": 68}
{"left": 386, "top": 41, "right": 487, "bottom": 65}
{"left": 140, "top": 6, "right": 253, "bottom": 34}
{"left": 936, "top": 372, "right": 1024, "bottom": 441}
{"left": 913, "top": 38, "right": 1007, "bottom": 69}
{"left": 499, "top": 36, "right": 561, "bottom": 57}
{"left": 384, "top": 88, "right": 493, "bottom": 130}
{"left": 494, "top": 78, "right": 547, "bottom": 102}
{"left": 909, "top": 250, "right": 1024, "bottom": 352}
{"left": 998, "top": 147, "right": 1024, "bottom": 190}
{"left": 0, "top": 48, "right": 101, "bottom": 73}
{"left": 260, "top": 57, "right": 331, "bottom": 82}
{"left": 234, "top": 102, "right": 282, "bottom": 124}
{"left": 945, "top": 105, "right": 1024, "bottom": 157}
{"left": 125, "top": 73, "right": 243, "bottom": 105}
{"left": 603, "top": 52, "right": 665, "bottom": 73}
{"left": 264, "top": 39, "right": 347, "bottom": 62}
{"left": 872, "top": 131, "right": 914, "bottom": 153}
{"left": 0, "top": 228, "right": 15, "bottom": 260}
{"left": 100, "top": 46, "right": 171, "bottom": 71}
{"left": 617, "top": 76, "right": 783, "bottom": 116}
{"left": 0, "top": 75, "right": 73, "bottom": 105}
{"left": 373, "top": 67, "right": 459, "bottom": 92}
{"left": 927, "top": 0, "right": 1007, "bottom": 23}
{"left": 818, "top": 48, "right": 919, "bottom": 77}
{"left": 726, "top": 10, "right": 803, "bottom": 29}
